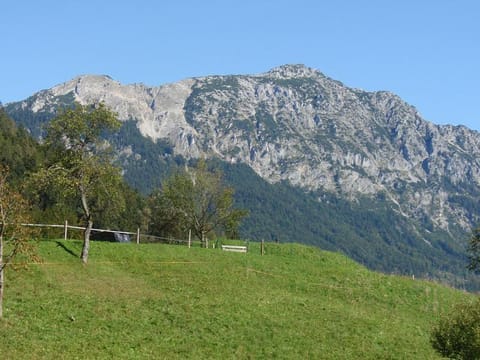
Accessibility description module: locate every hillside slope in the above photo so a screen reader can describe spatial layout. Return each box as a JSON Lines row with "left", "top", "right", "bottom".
{"left": 0, "top": 240, "right": 471, "bottom": 359}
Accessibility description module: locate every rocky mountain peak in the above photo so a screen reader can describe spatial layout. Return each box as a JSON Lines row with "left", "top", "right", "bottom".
{"left": 50, "top": 75, "right": 119, "bottom": 98}
{"left": 265, "top": 64, "right": 323, "bottom": 79}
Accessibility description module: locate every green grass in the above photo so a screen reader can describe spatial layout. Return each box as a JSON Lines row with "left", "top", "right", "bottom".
{"left": 0, "top": 240, "right": 473, "bottom": 359}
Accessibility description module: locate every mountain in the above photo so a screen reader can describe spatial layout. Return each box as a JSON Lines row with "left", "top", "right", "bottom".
{"left": 5, "top": 64, "right": 480, "bottom": 288}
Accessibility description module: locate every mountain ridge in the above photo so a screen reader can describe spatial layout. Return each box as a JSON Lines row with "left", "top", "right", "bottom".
{"left": 5, "top": 64, "right": 480, "bottom": 287}
{"left": 7, "top": 64, "right": 480, "bottom": 231}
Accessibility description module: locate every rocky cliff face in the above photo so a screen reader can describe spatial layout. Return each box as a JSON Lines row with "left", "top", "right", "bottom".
{"left": 7, "top": 64, "right": 480, "bottom": 233}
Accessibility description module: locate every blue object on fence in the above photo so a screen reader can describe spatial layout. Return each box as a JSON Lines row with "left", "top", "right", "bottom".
{"left": 113, "top": 232, "right": 131, "bottom": 243}
{"left": 91, "top": 230, "right": 131, "bottom": 243}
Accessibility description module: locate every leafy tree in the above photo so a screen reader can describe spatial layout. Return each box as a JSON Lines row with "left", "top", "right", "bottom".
{"left": 0, "top": 165, "right": 37, "bottom": 318}
{"left": 31, "top": 103, "right": 123, "bottom": 263}
{"left": 431, "top": 299, "right": 480, "bottom": 359}
{"left": 149, "top": 161, "right": 247, "bottom": 244}
{"left": 94, "top": 182, "right": 147, "bottom": 232}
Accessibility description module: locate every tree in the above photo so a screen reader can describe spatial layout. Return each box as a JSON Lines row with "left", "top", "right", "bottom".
{"left": 431, "top": 299, "right": 480, "bottom": 359}
{"left": 149, "top": 161, "right": 248, "bottom": 244}
{"left": 467, "top": 227, "right": 480, "bottom": 273}
{"left": 32, "top": 103, "right": 123, "bottom": 263}
{"left": 0, "top": 165, "right": 37, "bottom": 318}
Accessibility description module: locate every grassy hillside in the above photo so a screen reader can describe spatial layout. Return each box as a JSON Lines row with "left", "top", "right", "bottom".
{"left": 218, "top": 161, "right": 476, "bottom": 290}
{"left": 0, "top": 240, "right": 472, "bottom": 359}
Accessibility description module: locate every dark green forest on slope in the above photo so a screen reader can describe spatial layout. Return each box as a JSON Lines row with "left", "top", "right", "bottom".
{"left": 0, "top": 107, "right": 43, "bottom": 184}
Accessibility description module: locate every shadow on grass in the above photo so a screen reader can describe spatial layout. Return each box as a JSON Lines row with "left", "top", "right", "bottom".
{"left": 56, "top": 241, "right": 78, "bottom": 258}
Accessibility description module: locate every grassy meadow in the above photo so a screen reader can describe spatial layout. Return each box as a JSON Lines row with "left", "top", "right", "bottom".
{"left": 0, "top": 240, "right": 473, "bottom": 359}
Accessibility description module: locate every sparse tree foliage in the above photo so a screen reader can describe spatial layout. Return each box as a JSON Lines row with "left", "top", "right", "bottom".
{"left": 149, "top": 161, "right": 248, "bottom": 244}
{"left": 0, "top": 165, "right": 37, "bottom": 319}
{"left": 32, "top": 103, "right": 123, "bottom": 263}
{"left": 431, "top": 299, "right": 480, "bottom": 359}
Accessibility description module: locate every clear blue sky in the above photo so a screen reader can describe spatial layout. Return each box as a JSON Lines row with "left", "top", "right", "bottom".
{"left": 1, "top": 0, "right": 479, "bottom": 131}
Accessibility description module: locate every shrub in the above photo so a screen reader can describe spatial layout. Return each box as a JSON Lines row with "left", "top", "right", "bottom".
{"left": 431, "top": 299, "right": 480, "bottom": 359}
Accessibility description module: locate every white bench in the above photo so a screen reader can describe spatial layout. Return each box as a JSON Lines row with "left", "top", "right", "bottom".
{"left": 221, "top": 245, "right": 247, "bottom": 253}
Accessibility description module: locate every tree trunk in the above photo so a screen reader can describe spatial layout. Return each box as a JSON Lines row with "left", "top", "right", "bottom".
{"left": 80, "top": 188, "right": 92, "bottom": 264}
{"left": 81, "top": 218, "right": 93, "bottom": 264}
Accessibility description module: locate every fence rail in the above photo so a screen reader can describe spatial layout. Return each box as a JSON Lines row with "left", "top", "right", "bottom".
{"left": 20, "top": 221, "right": 200, "bottom": 247}
{"left": 17, "top": 222, "right": 260, "bottom": 254}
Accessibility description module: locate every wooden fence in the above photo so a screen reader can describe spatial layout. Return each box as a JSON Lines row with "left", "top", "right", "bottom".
{"left": 20, "top": 222, "right": 260, "bottom": 254}
{"left": 21, "top": 221, "right": 201, "bottom": 247}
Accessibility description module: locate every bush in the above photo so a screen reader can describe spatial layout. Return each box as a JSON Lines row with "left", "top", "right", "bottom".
{"left": 431, "top": 299, "right": 480, "bottom": 359}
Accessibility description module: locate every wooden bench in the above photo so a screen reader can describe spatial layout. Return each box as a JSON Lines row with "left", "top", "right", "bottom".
{"left": 221, "top": 245, "right": 247, "bottom": 253}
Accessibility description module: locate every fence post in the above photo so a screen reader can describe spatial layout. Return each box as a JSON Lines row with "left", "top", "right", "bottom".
{"left": 64, "top": 220, "right": 68, "bottom": 240}
{"left": 261, "top": 239, "right": 265, "bottom": 256}
{"left": 136, "top": 228, "right": 140, "bottom": 245}
{"left": 188, "top": 229, "right": 191, "bottom": 248}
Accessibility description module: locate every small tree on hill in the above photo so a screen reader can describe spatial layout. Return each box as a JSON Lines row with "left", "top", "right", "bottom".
{"left": 0, "top": 165, "right": 37, "bottom": 319}
{"left": 431, "top": 299, "right": 480, "bottom": 359}
{"left": 32, "top": 103, "right": 124, "bottom": 264}
{"left": 149, "top": 160, "right": 248, "bottom": 245}
{"left": 431, "top": 227, "right": 480, "bottom": 358}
